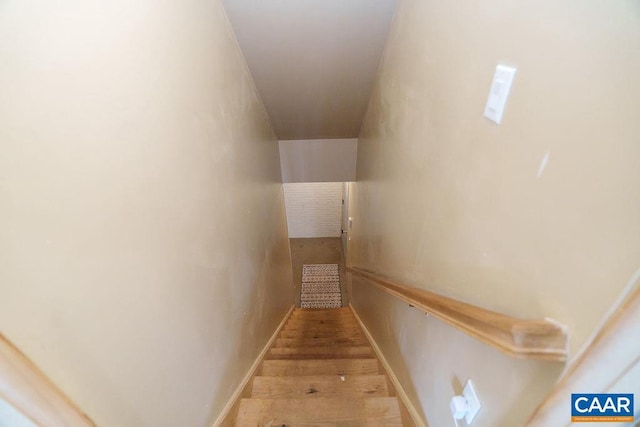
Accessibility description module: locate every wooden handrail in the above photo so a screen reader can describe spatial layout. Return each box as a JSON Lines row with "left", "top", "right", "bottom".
{"left": 526, "top": 280, "right": 640, "bottom": 425}
{"left": 347, "top": 267, "right": 568, "bottom": 362}
{"left": 0, "top": 333, "right": 95, "bottom": 427}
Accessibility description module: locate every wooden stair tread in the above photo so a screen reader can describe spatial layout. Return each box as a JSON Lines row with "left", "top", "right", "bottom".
{"left": 261, "top": 358, "right": 379, "bottom": 376}
{"left": 229, "top": 308, "right": 412, "bottom": 426}
{"left": 284, "top": 323, "right": 360, "bottom": 331}
{"left": 288, "top": 314, "right": 356, "bottom": 320}
{"left": 286, "top": 319, "right": 359, "bottom": 325}
{"left": 290, "top": 312, "right": 356, "bottom": 320}
{"left": 291, "top": 310, "right": 354, "bottom": 315}
{"left": 275, "top": 336, "right": 369, "bottom": 347}
{"left": 251, "top": 375, "right": 390, "bottom": 399}
{"left": 268, "top": 346, "right": 373, "bottom": 359}
{"left": 236, "top": 397, "right": 402, "bottom": 425}
{"left": 284, "top": 319, "right": 360, "bottom": 328}
{"left": 292, "top": 307, "right": 352, "bottom": 312}
{"left": 278, "top": 328, "right": 364, "bottom": 338}
{"left": 286, "top": 317, "right": 359, "bottom": 323}
{"left": 283, "top": 324, "right": 361, "bottom": 333}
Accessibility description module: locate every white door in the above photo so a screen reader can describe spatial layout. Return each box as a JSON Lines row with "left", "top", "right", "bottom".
{"left": 341, "top": 182, "right": 349, "bottom": 260}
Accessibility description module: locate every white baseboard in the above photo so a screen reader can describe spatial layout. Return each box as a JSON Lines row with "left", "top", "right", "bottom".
{"left": 349, "top": 303, "right": 427, "bottom": 427}
{"left": 211, "top": 305, "right": 295, "bottom": 426}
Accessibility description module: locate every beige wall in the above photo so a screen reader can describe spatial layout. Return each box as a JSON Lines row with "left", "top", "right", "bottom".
{"left": 279, "top": 139, "right": 358, "bottom": 183}
{"left": 0, "top": 1, "right": 293, "bottom": 426}
{"left": 350, "top": 0, "right": 640, "bottom": 426}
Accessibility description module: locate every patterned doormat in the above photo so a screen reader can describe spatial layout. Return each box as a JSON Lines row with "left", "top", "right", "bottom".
{"left": 300, "top": 264, "right": 342, "bottom": 308}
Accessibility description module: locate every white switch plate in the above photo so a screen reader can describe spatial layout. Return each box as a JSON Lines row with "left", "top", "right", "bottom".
{"left": 484, "top": 64, "right": 516, "bottom": 124}
{"left": 463, "top": 379, "right": 481, "bottom": 424}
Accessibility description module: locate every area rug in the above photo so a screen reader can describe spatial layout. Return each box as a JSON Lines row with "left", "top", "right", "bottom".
{"left": 300, "top": 264, "right": 342, "bottom": 308}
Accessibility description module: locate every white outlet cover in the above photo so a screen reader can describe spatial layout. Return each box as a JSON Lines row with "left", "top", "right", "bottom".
{"left": 484, "top": 64, "right": 517, "bottom": 124}
{"left": 463, "top": 380, "right": 481, "bottom": 424}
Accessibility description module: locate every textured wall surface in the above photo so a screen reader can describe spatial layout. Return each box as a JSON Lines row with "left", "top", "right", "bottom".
{"left": 284, "top": 182, "right": 343, "bottom": 238}
{"left": 0, "top": 1, "right": 293, "bottom": 426}
{"left": 279, "top": 139, "right": 357, "bottom": 183}
{"left": 349, "top": 0, "right": 640, "bottom": 426}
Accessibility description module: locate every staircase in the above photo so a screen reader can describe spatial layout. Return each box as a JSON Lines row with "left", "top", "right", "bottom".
{"left": 236, "top": 307, "right": 409, "bottom": 425}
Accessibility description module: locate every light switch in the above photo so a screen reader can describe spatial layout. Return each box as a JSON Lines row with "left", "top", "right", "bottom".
{"left": 449, "top": 379, "right": 481, "bottom": 425}
{"left": 463, "top": 379, "right": 481, "bottom": 424}
{"left": 484, "top": 64, "right": 516, "bottom": 124}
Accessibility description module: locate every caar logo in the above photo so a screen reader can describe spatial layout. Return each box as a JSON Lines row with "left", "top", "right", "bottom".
{"left": 571, "top": 394, "right": 634, "bottom": 422}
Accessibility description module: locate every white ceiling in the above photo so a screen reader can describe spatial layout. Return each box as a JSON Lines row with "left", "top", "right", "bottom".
{"left": 221, "top": 0, "right": 397, "bottom": 140}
